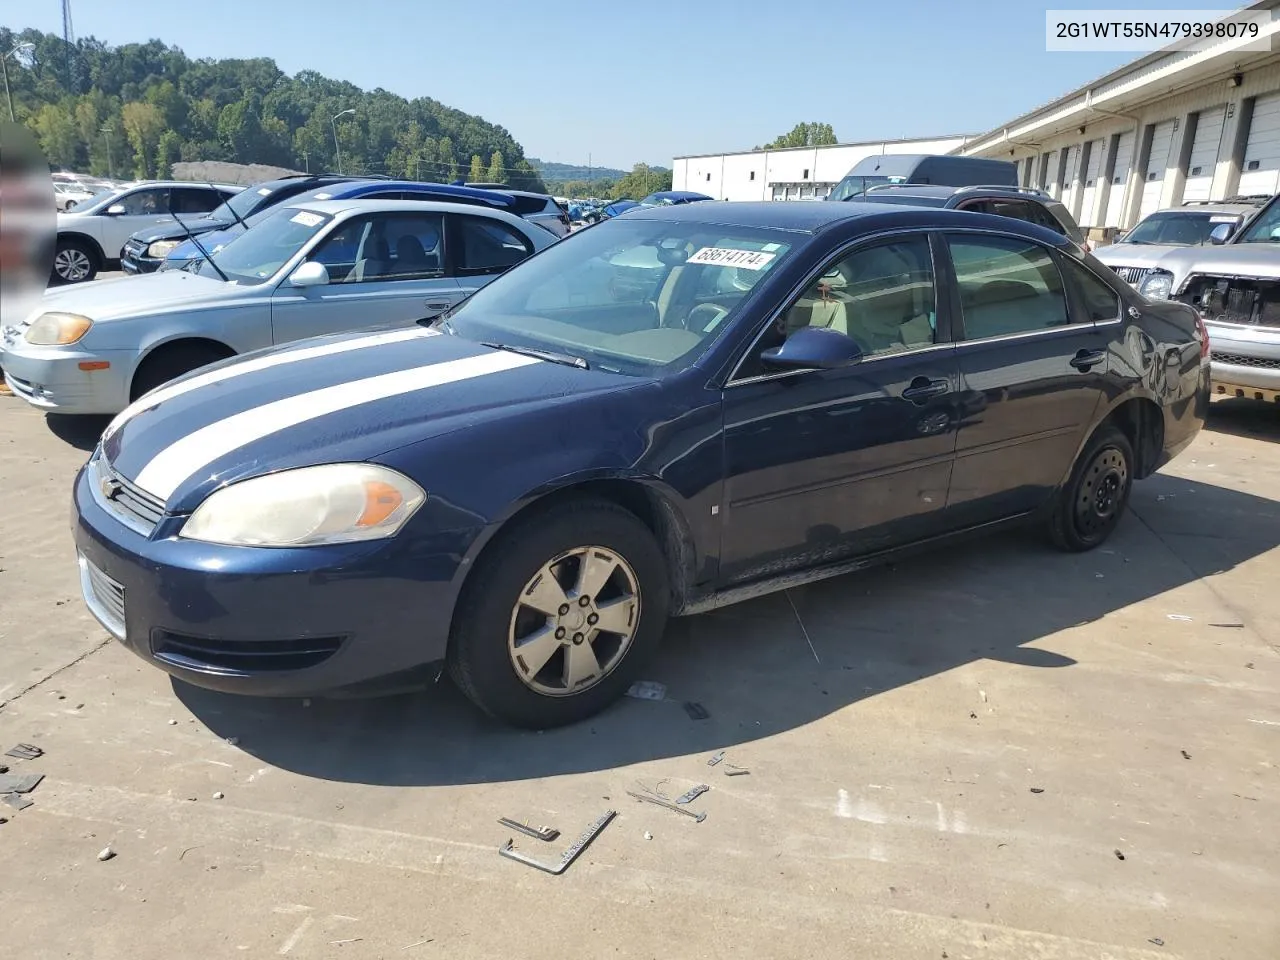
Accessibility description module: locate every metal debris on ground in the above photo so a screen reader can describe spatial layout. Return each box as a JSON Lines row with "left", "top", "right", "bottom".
{"left": 1029, "top": 787, "right": 1045, "bottom": 794}
{"left": 5, "top": 743, "right": 42, "bottom": 760}
{"left": 97, "top": 846, "right": 115, "bottom": 861}
{"left": 644, "top": 831, "right": 653, "bottom": 840}
{"left": 3, "top": 794, "right": 33, "bottom": 811}
{"left": 1148, "top": 938, "right": 1165, "bottom": 946}
{"left": 1209, "top": 622, "right": 1245, "bottom": 628}
{"left": 724, "top": 766, "right": 750, "bottom": 776}
{"left": 626, "top": 790, "right": 707, "bottom": 822}
{"left": 0, "top": 764, "right": 8, "bottom": 774}
{"left": 682, "top": 701, "right": 710, "bottom": 720}
{"left": 1114, "top": 848, "right": 1126, "bottom": 861}
{"left": 707, "top": 751, "right": 725, "bottom": 766}
{"left": 1181, "top": 750, "right": 1191, "bottom": 760}
{"left": 499, "top": 809, "right": 615, "bottom": 875}
{"left": 497, "top": 817, "right": 559, "bottom": 842}
{"left": 675, "top": 783, "right": 710, "bottom": 805}
{"left": 625, "top": 680, "right": 667, "bottom": 701}
{"left": 213, "top": 791, "right": 224, "bottom": 800}
{"left": 0, "top": 773, "right": 44, "bottom": 794}
{"left": 1166, "top": 614, "right": 1193, "bottom": 622}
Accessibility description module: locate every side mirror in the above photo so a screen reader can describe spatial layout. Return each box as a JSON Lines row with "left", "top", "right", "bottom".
{"left": 289, "top": 261, "right": 330, "bottom": 287}
{"left": 1209, "top": 222, "right": 1235, "bottom": 244}
{"left": 760, "top": 325, "right": 864, "bottom": 371}
{"left": 104, "top": 203, "right": 126, "bottom": 216}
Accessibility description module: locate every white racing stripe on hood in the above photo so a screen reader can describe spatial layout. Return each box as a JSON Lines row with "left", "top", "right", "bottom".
{"left": 133, "top": 349, "right": 540, "bottom": 501}
{"left": 103, "top": 327, "right": 439, "bottom": 441}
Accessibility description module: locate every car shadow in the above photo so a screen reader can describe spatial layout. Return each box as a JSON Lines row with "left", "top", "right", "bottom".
{"left": 44, "top": 414, "right": 111, "bottom": 451}
{"left": 1206, "top": 396, "right": 1280, "bottom": 441}
{"left": 174, "top": 465, "right": 1280, "bottom": 787}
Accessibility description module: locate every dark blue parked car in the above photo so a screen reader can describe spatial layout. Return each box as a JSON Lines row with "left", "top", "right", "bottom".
{"left": 121, "top": 174, "right": 370, "bottom": 274}
{"left": 75, "top": 200, "right": 1207, "bottom": 728}
{"left": 156, "top": 180, "right": 519, "bottom": 272}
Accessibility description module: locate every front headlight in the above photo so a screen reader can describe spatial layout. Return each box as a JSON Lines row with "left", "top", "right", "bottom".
{"left": 25, "top": 312, "right": 93, "bottom": 345}
{"left": 1139, "top": 271, "right": 1173, "bottom": 300}
{"left": 146, "top": 239, "right": 180, "bottom": 259}
{"left": 179, "top": 463, "right": 426, "bottom": 547}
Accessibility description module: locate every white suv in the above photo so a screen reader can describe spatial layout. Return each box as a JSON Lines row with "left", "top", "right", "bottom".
{"left": 54, "top": 181, "right": 238, "bottom": 284}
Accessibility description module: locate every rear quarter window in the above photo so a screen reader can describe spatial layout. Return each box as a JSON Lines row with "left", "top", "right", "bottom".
{"left": 508, "top": 195, "right": 553, "bottom": 216}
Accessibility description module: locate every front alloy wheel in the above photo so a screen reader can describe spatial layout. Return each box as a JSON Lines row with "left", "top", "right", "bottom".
{"left": 448, "top": 498, "right": 669, "bottom": 728}
{"left": 508, "top": 546, "right": 640, "bottom": 696}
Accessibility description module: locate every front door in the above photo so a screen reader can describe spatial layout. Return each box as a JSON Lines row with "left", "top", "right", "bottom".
{"left": 942, "top": 231, "right": 1113, "bottom": 524}
{"left": 100, "top": 187, "right": 175, "bottom": 259}
{"left": 719, "top": 233, "right": 961, "bottom": 583}
{"left": 270, "top": 211, "right": 463, "bottom": 344}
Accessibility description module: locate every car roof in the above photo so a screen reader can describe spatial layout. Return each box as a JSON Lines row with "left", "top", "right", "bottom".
{"left": 1158, "top": 202, "right": 1260, "bottom": 215}
{"left": 646, "top": 191, "right": 714, "bottom": 202}
{"left": 623, "top": 199, "right": 1076, "bottom": 245}
{"left": 304, "top": 179, "right": 514, "bottom": 205}
{"left": 863, "top": 183, "right": 1057, "bottom": 202}
{"left": 281, "top": 198, "right": 533, "bottom": 225}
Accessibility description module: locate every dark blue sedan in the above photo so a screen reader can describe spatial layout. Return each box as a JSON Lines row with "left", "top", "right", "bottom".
{"left": 74, "top": 200, "right": 1209, "bottom": 728}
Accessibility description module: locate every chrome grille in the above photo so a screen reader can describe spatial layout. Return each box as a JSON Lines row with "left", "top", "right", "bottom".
{"left": 89, "top": 456, "right": 165, "bottom": 536}
{"left": 1212, "top": 352, "right": 1280, "bottom": 370}
{"left": 78, "top": 553, "right": 126, "bottom": 640}
{"left": 124, "top": 240, "right": 146, "bottom": 257}
{"left": 1111, "top": 265, "right": 1152, "bottom": 286}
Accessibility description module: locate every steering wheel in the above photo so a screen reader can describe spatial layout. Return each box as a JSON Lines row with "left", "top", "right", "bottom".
{"left": 685, "top": 302, "right": 730, "bottom": 333}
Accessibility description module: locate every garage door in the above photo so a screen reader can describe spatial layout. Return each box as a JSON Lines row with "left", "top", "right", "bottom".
{"left": 1105, "top": 130, "right": 1135, "bottom": 227}
{"left": 1238, "top": 91, "right": 1280, "bottom": 196}
{"left": 1078, "top": 139, "right": 1105, "bottom": 226}
{"left": 1040, "top": 149, "right": 1059, "bottom": 193}
{"left": 1139, "top": 120, "right": 1176, "bottom": 219}
{"left": 1060, "top": 144, "right": 1081, "bottom": 210}
{"left": 1183, "top": 104, "right": 1227, "bottom": 202}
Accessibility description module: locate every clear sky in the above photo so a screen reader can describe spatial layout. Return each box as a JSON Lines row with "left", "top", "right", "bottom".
{"left": 10, "top": 0, "right": 1247, "bottom": 170}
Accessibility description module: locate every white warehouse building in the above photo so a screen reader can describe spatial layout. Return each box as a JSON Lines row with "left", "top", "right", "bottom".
{"left": 671, "top": 135, "right": 974, "bottom": 202}
{"left": 959, "top": 2, "right": 1280, "bottom": 239}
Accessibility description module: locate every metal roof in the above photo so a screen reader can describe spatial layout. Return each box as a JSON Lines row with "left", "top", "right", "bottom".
{"left": 673, "top": 134, "right": 976, "bottom": 162}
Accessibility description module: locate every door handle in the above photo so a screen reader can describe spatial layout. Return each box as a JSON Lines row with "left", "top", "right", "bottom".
{"left": 1070, "top": 349, "right": 1106, "bottom": 372}
{"left": 425, "top": 301, "right": 452, "bottom": 311}
{"left": 901, "top": 377, "right": 949, "bottom": 404}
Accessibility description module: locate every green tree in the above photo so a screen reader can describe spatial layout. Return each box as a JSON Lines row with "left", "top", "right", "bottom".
{"left": 486, "top": 149, "right": 506, "bottom": 184}
{"left": 468, "top": 153, "right": 485, "bottom": 182}
{"left": 756, "top": 122, "right": 838, "bottom": 150}
{"left": 154, "top": 128, "right": 182, "bottom": 178}
{"left": 32, "top": 101, "right": 78, "bottom": 168}
{"left": 120, "top": 100, "right": 164, "bottom": 177}
{"left": 437, "top": 136, "right": 458, "bottom": 181}
{"left": 611, "top": 163, "right": 673, "bottom": 201}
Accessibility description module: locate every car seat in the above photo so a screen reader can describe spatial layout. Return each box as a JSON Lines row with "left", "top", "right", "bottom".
{"left": 392, "top": 235, "right": 433, "bottom": 276}
{"left": 352, "top": 236, "right": 391, "bottom": 281}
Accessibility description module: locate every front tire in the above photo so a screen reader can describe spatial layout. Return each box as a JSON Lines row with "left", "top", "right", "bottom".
{"left": 1048, "top": 425, "right": 1134, "bottom": 552}
{"left": 130, "top": 343, "right": 233, "bottom": 401}
{"left": 448, "top": 498, "right": 670, "bottom": 728}
{"left": 52, "top": 238, "right": 98, "bottom": 284}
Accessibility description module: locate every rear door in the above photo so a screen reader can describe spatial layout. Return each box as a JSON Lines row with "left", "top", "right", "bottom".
{"left": 943, "top": 231, "right": 1112, "bottom": 525}
{"left": 449, "top": 213, "right": 538, "bottom": 299}
{"left": 269, "top": 211, "right": 461, "bottom": 344}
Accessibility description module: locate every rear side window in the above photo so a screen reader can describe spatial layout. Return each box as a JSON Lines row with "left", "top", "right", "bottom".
{"left": 947, "top": 234, "right": 1071, "bottom": 339}
{"left": 171, "top": 187, "right": 222, "bottom": 214}
{"left": 455, "top": 216, "right": 533, "bottom": 275}
{"left": 1062, "top": 259, "right": 1121, "bottom": 323}
{"left": 507, "top": 195, "right": 553, "bottom": 216}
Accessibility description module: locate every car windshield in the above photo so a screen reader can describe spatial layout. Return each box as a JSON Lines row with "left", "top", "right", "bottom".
{"left": 1122, "top": 211, "right": 1234, "bottom": 245}
{"left": 1235, "top": 199, "right": 1280, "bottom": 242}
{"left": 441, "top": 218, "right": 794, "bottom": 376}
{"left": 639, "top": 195, "right": 674, "bottom": 206}
{"left": 828, "top": 175, "right": 907, "bottom": 201}
{"left": 198, "top": 206, "right": 333, "bottom": 284}
{"left": 208, "top": 184, "right": 272, "bottom": 223}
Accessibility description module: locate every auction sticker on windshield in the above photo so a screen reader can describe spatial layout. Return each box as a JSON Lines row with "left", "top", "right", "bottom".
{"left": 687, "top": 247, "right": 776, "bottom": 269}
{"left": 290, "top": 211, "right": 324, "bottom": 227}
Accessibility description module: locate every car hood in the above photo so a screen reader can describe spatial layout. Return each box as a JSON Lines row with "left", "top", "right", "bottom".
{"left": 129, "top": 216, "right": 231, "bottom": 246}
{"left": 31, "top": 270, "right": 236, "bottom": 323}
{"left": 100, "top": 327, "right": 640, "bottom": 510}
{"left": 1148, "top": 242, "right": 1280, "bottom": 282}
{"left": 168, "top": 223, "right": 246, "bottom": 261}
{"left": 1093, "top": 243, "right": 1189, "bottom": 269}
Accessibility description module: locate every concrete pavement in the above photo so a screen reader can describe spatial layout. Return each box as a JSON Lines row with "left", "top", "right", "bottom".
{"left": 0, "top": 394, "right": 1277, "bottom": 959}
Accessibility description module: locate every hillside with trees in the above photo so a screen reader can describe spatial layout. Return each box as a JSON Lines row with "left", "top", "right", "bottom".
{"left": 1, "top": 26, "right": 546, "bottom": 191}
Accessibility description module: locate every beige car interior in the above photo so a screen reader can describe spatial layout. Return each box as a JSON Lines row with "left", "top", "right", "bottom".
{"left": 782, "top": 243, "right": 936, "bottom": 356}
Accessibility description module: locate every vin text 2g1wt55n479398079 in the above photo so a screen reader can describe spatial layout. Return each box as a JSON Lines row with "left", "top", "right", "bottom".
{"left": 72, "top": 200, "right": 1208, "bottom": 728}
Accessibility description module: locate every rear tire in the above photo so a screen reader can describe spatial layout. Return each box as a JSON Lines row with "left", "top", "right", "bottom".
{"left": 1047, "top": 425, "right": 1134, "bottom": 552}
{"left": 130, "top": 343, "right": 233, "bottom": 401}
{"left": 52, "top": 238, "right": 98, "bottom": 284}
{"left": 448, "top": 498, "right": 669, "bottom": 729}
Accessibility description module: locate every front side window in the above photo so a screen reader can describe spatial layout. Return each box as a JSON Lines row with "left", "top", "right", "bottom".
{"left": 738, "top": 235, "right": 937, "bottom": 379}
{"left": 947, "top": 235, "right": 1071, "bottom": 339}
{"left": 308, "top": 212, "right": 445, "bottom": 283}
{"left": 1237, "top": 198, "right": 1280, "bottom": 242}
{"left": 114, "top": 189, "right": 169, "bottom": 216}
{"left": 443, "top": 219, "right": 793, "bottom": 376}
{"left": 204, "top": 206, "right": 334, "bottom": 285}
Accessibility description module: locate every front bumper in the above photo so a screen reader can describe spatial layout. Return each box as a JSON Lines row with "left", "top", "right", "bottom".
{"left": 72, "top": 459, "right": 467, "bottom": 697}
{"left": 2, "top": 343, "right": 134, "bottom": 414}
{"left": 1206, "top": 321, "right": 1280, "bottom": 402}
{"left": 120, "top": 249, "right": 163, "bottom": 275}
